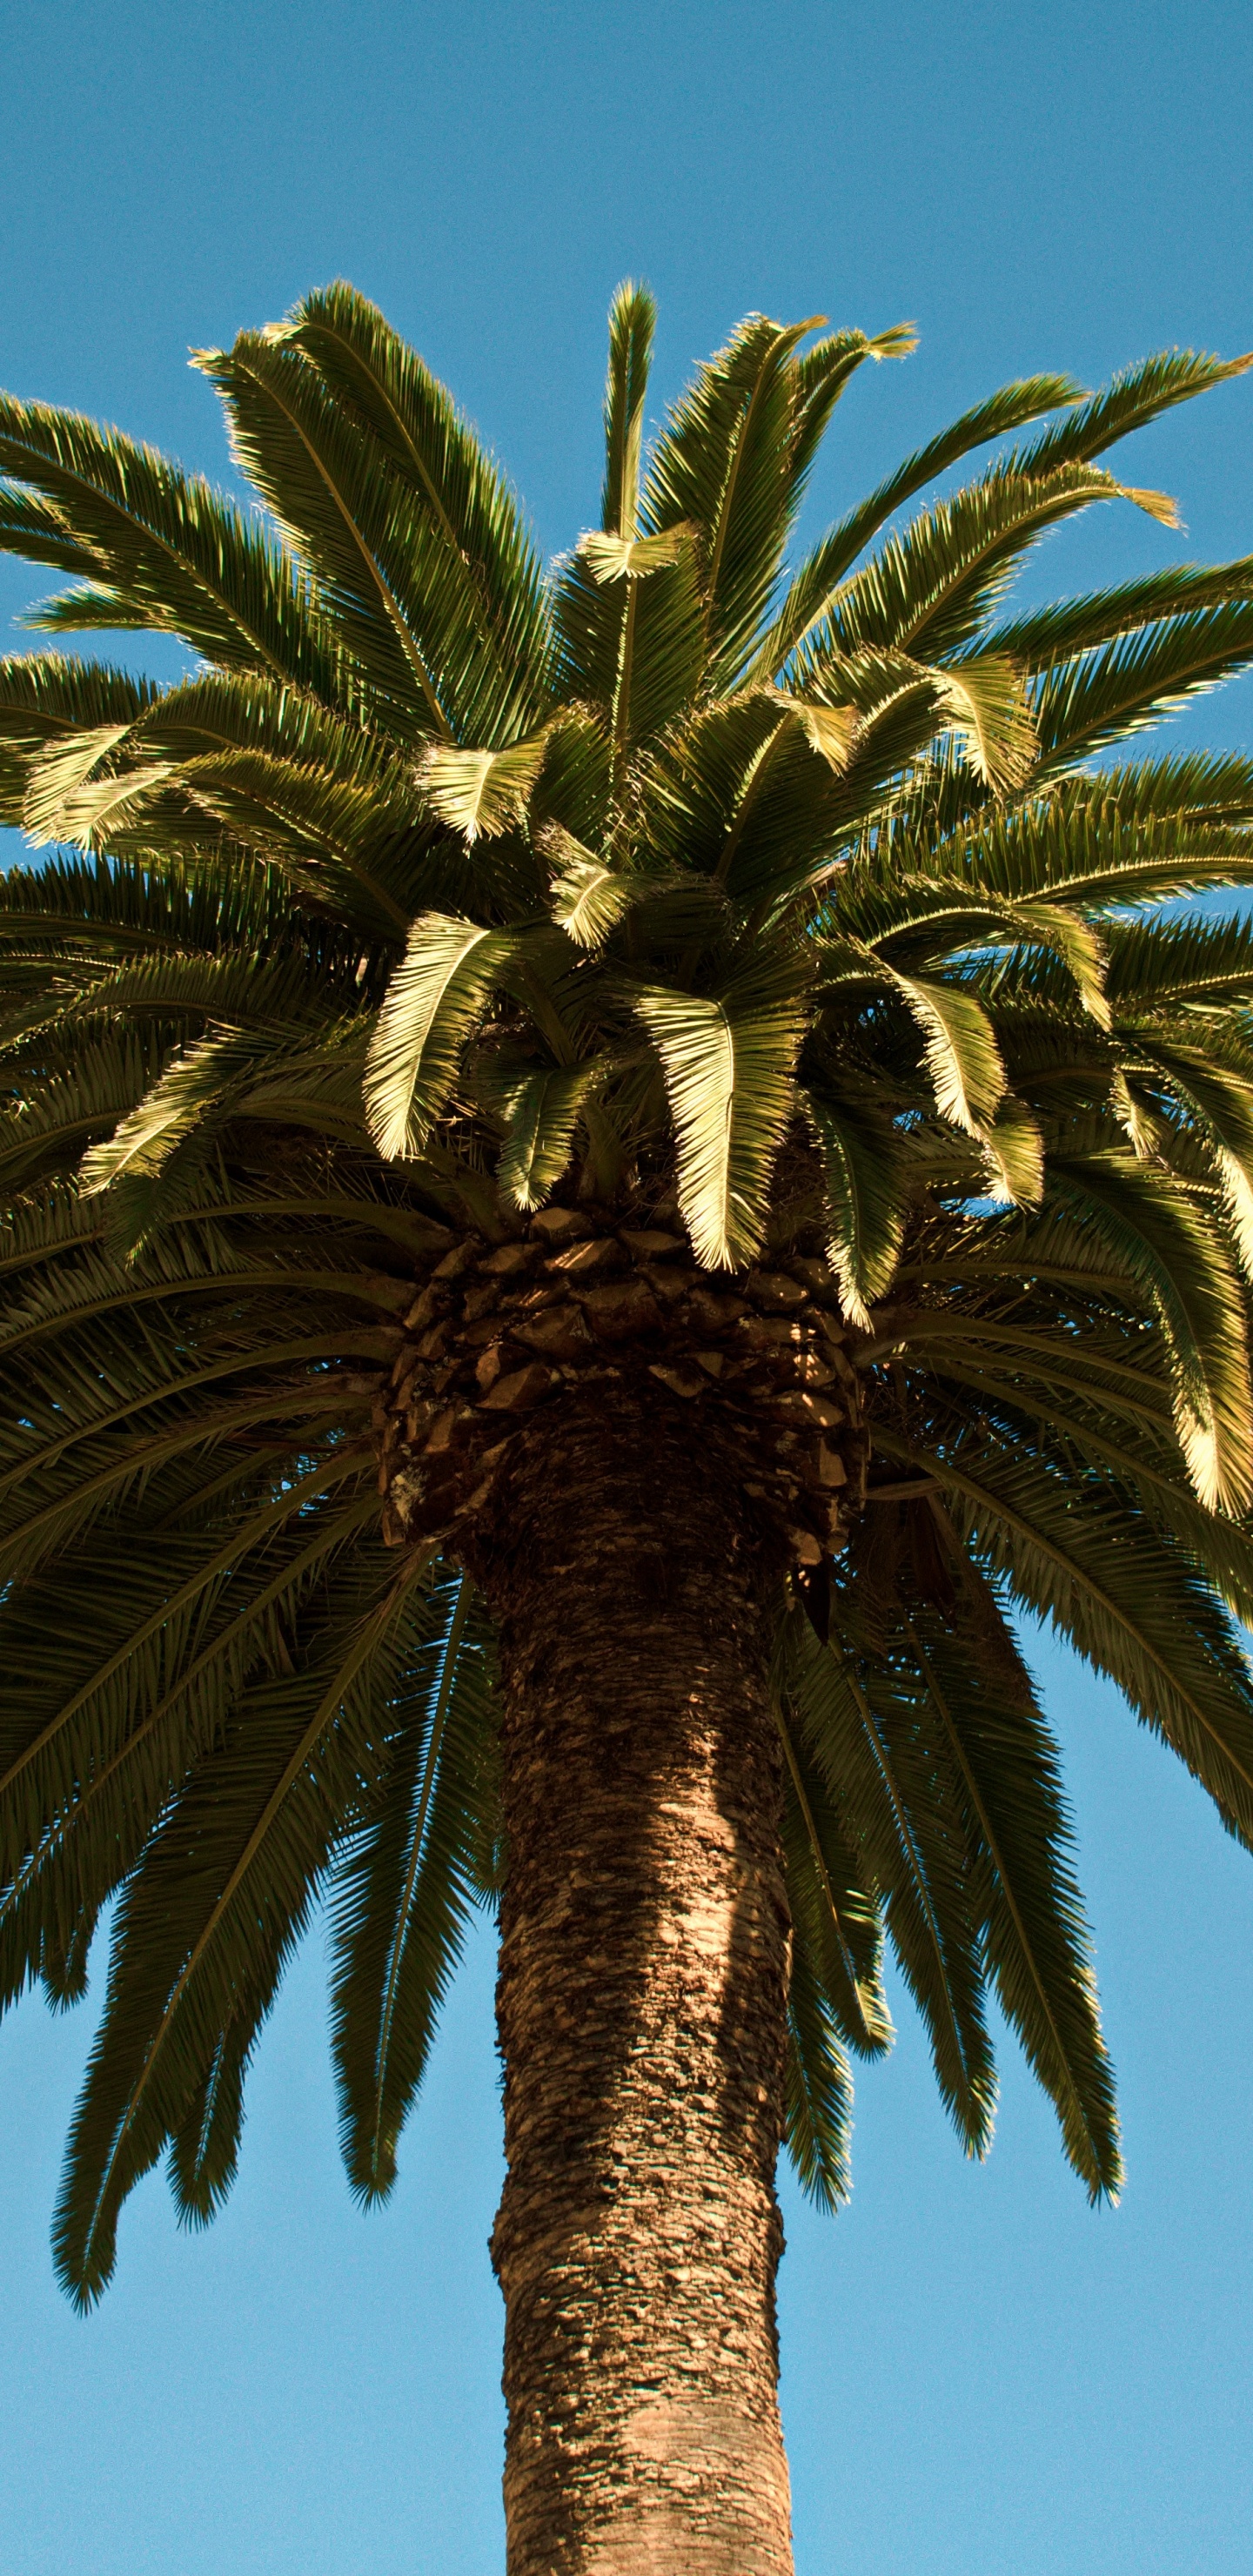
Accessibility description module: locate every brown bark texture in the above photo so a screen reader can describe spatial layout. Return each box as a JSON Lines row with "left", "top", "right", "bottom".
{"left": 479, "top": 1392, "right": 797, "bottom": 2576}
{"left": 374, "top": 1210, "right": 867, "bottom": 1582}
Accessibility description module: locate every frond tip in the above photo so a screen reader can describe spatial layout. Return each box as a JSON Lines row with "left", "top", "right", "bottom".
{"left": 636, "top": 962, "right": 808, "bottom": 1269}
{"left": 365, "top": 913, "right": 515, "bottom": 1157}
{"left": 419, "top": 736, "right": 548, "bottom": 841}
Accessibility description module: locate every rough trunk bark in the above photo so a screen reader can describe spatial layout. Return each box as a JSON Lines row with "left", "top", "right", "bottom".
{"left": 481, "top": 1390, "right": 795, "bottom": 2576}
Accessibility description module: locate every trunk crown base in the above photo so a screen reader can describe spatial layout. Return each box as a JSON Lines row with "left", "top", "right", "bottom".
{"left": 374, "top": 1208, "right": 868, "bottom": 1575}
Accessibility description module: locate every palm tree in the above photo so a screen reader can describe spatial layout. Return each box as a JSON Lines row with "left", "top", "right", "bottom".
{"left": 2, "top": 284, "right": 1253, "bottom": 2573}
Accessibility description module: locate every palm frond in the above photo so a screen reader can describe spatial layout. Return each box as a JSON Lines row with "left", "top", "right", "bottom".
{"left": 783, "top": 1607, "right": 997, "bottom": 2154}
{"left": 902, "top": 1591, "right": 1121, "bottom": 2199}
{"left": 53, "top": 1542, "right": 432, "bottom": 2305}
{"left": 636, "top": 951, "right": 808, "bottom": 1266}
{"left": 601, "top": 280, "right": 656, "bottom": 540}
{"left": 329, "top": 1573, "right": 497, "bottom": 2200}
{"left": 365, "top": 913, "right": 519, "bottom": 1157}
{"left": 0, "top": 392, "right": 338, "bottom": 693}
{"left": 759, "top": 372, "right": 1085, "bottom": 674}
{"left": 279, "top": 280, "right": 553, "bottom": 741}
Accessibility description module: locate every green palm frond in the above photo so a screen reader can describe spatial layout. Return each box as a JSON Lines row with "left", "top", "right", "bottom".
{"left": 1106, "top": 911, "right": 1253, "bottom": 1010}
{"left": 868, "top": 1422, "right": 1253, "bottom": 1844}
{"left": 776, "top": 1688, "right": 892, "bottom": 2057}
{"left": 782, "top": 1942, "right": 854, "bottom": 2211}
{"left": 901, "top": 1588, "right": 1121, "bottom": 2199}
{"left": 635, "top": 949, "right": 809, "bottom": 1267}
{"left": 1035, "top": 601, "right": 1253, "bottom": 772}
{"left": 782, "top": 1607, "right": 997, "bottom": 2155}
{"left": 600, "top": 280, "right": 656, "bottom": 540}
{"left": 0, "top": 394, "right": 338, "bottom": 693}
{"left": 760, "top": 371, "right": 1087, "bottom": 674}
{"left": 365, "top": 912, "right": 522, "bottom": 1157}
{"left": 1048, "top": 1153, "right": 1253, "bottom": 1510}
{"left": 192, "top": 331, "right": 457, "bottom": 740}
{"left": 803, "top": 463, "right": 1171, "bottom": 673}
{"left": 53, "top": 1541, "right": 431, "bottom": 2304}
{"left": 329, "top": 1572, "right": 497, "bottom": 2202}
{"left": 279, "top": 281, "right": 553, "bottom": 743}
{"left": 1010, "top": 345, "right": 1253, "bottom": 475}
{"left": 988, "top": 554, "right": 1253, "bottom": 668}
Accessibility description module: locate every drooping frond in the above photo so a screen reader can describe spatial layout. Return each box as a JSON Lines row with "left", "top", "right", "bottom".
{"left": 636, "top": 951, "right": 809, "bottom": 1267}
{"left": 329, "top": 1573, "right": 498, "bottom": 2202}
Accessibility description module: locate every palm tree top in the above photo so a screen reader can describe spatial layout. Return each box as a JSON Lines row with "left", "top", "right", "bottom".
{"left": 2, "top": 281, "right": 1253, "bottom": 2305}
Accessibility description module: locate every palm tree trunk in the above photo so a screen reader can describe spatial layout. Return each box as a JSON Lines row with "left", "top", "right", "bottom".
{"left": 481, "top": 1388, "right": 795, "bottom": 2576}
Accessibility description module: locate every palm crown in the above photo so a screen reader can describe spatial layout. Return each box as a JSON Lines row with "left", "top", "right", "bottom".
{"left": 3, "top": 283, "right": 1253, "bottom": 2310}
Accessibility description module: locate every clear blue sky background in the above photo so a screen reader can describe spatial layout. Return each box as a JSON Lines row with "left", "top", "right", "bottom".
{"left": 2, "top": 3, "right": 1253, "bottom": 2571}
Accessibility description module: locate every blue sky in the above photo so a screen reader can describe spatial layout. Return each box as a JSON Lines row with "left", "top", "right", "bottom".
{"left": 3, "top": 4, "right": 1253, "bottom": 2571}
